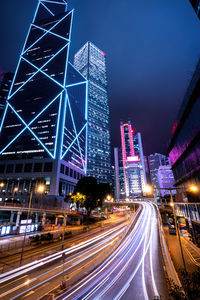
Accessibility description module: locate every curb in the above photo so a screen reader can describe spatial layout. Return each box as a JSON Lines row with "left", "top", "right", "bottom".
{"left": 157, "top": 210, "right": 182, "bottom": 287}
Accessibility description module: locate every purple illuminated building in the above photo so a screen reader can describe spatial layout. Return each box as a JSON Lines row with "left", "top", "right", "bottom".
{"left": 157, "top": 165, "right": 175, "bottom": 197}
{"left": 168, "top": 59, "right": 200, "bottom": 202}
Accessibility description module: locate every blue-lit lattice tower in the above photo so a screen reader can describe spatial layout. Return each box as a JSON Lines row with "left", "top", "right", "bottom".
{"left": 0, "top": 0, "right": 87, "bottom": 200}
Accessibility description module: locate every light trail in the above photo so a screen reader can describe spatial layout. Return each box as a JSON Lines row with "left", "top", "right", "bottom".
{"left": 57, "top": 202, "right": 163, "bottom": 300}
{"left": 0, "top": 223, "right": 128, "bottom": 299}
{"left": 0, "top": 222, "right": 127, "bottom": 284}
{"left": 56, "top": 205, "right": 145, "bottom": 300}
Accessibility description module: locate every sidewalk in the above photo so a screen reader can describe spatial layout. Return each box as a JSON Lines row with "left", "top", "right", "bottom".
{"left": 163, "top": 226, "right": 199, "bottom": 274}
{"left": 181, "top": 236, "right": 200, "bottom": 267}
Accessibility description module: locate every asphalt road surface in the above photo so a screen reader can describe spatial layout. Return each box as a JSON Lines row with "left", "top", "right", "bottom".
{"left": 56, "top": 202, "right": 168, "bottom": 300}
{"left": 0, "top": 219, "right": 128, "bottom": 299}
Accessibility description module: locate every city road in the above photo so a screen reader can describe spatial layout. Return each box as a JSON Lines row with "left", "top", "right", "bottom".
{"left": 56, "top": 202, "right": 168, "bottom": 300}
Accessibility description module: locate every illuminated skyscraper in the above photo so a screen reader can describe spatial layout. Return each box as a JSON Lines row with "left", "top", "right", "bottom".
{"left": 0, "top": 0, "right": 88, "bottom": 205}
{"left": 120, "top": 121, "right": 146, "bottom": 197}
{"left": 74, "top": 42, "right": 111, "bottom": 183}
{"left": 148, "top": 153, "right": 170, "bottom": 196}
{"left": 0, "top": 72, "right": 13, "bottom": 123}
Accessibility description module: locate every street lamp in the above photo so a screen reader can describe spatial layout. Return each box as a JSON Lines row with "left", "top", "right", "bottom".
{"left": 189, "top": 184, "right": 199, "bottom": 193}
{"left": 37, "top": 184, "right": 45, "bottom": 194}
{"left": 106, "top": 195, "right": 111, "bottom": 201}
{"left": 160, "top": 185, "right": 199, "bottom": 273}
{"left": 144, "top": 185, "right": 153, "bottom": 195}
{"left": 168, "top": 188, "right": 187, "bottom": 273}
{"left": 0, "top": 182, "right": 5, "bottom": 196}
{"left": 0, "top": 182, "right": 4, "bottom": 188}
{"left": 12, "top": 187, "right": 19, "bottom": 204}
{"left": 19, "top": 183, "right": 46, "bottom": 266}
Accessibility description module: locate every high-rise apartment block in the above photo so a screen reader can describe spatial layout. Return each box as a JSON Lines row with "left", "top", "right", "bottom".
{"left": 120, "top": 121, "right": 146, "bottom": 197}
{"left": 74, "top": 42, "right": 111, "bottom": 183}
{"left": 0, "top": 0, "right": 88, "bottom": 206}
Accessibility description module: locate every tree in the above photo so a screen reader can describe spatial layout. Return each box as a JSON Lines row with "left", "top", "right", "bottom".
{"left": 73, "top": 176, "right": 111, "bottom": 217}
{"left": 71, "top": 193, "right": 85, "bottom": 210}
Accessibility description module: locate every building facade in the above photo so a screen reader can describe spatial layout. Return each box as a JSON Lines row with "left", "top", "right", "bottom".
{"left": 148, "top": 153, "right": 170, "bottom": 196}
{"left": 74, "top": 42, "right": 111, "bottom": 183}
{"left": 114, "top": 147, "right": 120, "bottom": 200}
{"left": 0, "top": 0, "right": 88, "bottom": 206}
{"left": 120, "top": 121, "right": 146, "bottom": 197}
{"left": 0, "top": 72, "right": 13, "bottom": 123}
{"left": 168, "top": 58, "right": 200, "bottom": 202}
{"left": 157, "top": 165, "right": 175, "bottom": 197}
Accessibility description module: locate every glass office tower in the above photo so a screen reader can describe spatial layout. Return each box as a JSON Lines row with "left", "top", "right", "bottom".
{"left": 0, "top": 0, "right": 88, "bottom": 205}
{"left": 74, "top": 42, "right": 111, "bottom": 183}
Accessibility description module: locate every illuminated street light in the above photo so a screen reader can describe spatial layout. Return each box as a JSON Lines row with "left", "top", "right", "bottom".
{"left": 144, "top": 185, "right": 152, "bottom": 194}
{"left": 107, "top": 195, "right": 111, "bottom": 201}
{"left": 37, "top": 184, "right": 45, "bottom": 194}
{"left": 13, "top": 187, "right": 18, "bottom": 193}
{"left": 0, "top": 182, "right": 4, "bottom": 188}
{"left": 189, "top": 185, "right": 199, "bottom": 193}
{"left": 20, "top": 183, "right": 46, "bottom": 266}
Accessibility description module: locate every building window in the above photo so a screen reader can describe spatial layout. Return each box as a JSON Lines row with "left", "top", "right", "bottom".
{"left": 6, "top": 164, "right": 14, "bottom": 173}
{"left": 24, "top": 163, "right": 32, "bottom": 173}
{"left": 44, "top": 162, "right": 53, "bottom": 172}
{"left": 70, "top": 168, "right": 73, "bottom": 177}
{"left": 74, "top": 171, "right": 77, "bottom": 179}
{"left": 15, "top": 164, "right": 23, "bottom": 173}
{"left": 0, "top": 165, "right": 5, "bottom": 173}
{"left": 34, "top": 163, "right": 42, "bottom": 172}
{"left": 65, "top": 166, "right": 69, "bottom": 176}
{"left": 60, "top": 164, "right": 65, "bottom": 174}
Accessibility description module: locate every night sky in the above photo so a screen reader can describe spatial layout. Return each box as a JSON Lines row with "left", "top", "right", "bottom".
{"left": 1, "top": 0, "right": 200, "bottom": 157}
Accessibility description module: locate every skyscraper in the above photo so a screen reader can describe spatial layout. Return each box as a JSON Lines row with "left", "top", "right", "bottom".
{"left": 114, "top": 147, "right": 120, "bottom": 200}
{"left": 0, "top": 72, "right": 13, "bottom": 123}
{"left": 168, "top": 58, "right": 200, "bottom": 202}
{"left": 74, "top": 42, "right": 111, "bottom": 183}
{"left": 148, "top": 153, "right": 170, "bottom": 196}
{"left": 0, "top": 0, "right": 88, "bottom": 205}
{"left": 120, "top": 121, "right": 146, "bottom": 197}
{"left": 157, "top": 165, "right": 175, "bottom": 197}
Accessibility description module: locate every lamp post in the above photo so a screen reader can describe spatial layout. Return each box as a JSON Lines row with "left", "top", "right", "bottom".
{"left": 12, "top": 187, "right": 18, "bottom": 204}
{"left": 161, "top": 185, "right": 198, "bottom": 273}
{"left": 0, "top": 183, "right": 5, "bottom": 201}
{"left": 169, "top": 189, "right": 187, "bottom": 273}
{"left": 19, "top": 183, "right": 45, "bottom": 266}
{"left": 61, "top": 213, "right": 67, "bottom": 289}
{"left": 0, "top": 182, "right": 4, "bottom": 191}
